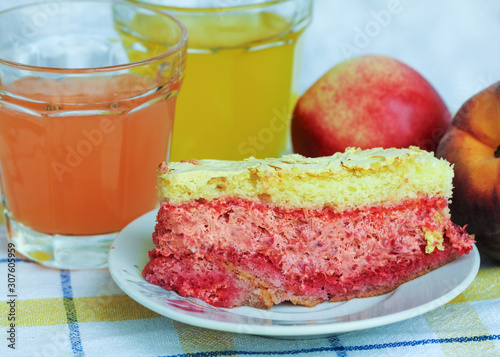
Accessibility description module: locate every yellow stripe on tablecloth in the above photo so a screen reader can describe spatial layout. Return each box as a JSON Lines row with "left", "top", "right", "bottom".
{"left": 425, "top": 303, "right": 497, "bottom": 356}
{"left": 1, "top": 294, "right": 160, "bottom": 327}
{"left": 0, "top": 298, "right": 67, "bottom": 327}
{"left": 173, "top": 320, "right": 236, "bottom": 356}
{"left": 73, "top": 295, "right": 161, "bottom": 322}
{"left": 449, "top": 267, "right": 500, "bottom": 304}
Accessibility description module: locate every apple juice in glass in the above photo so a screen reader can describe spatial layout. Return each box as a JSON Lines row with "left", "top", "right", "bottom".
{"left": 0, "top": 1, "right": 187, "bottom": 269}
{"left": 126, "top": 0, "right": 313, "bottom": 160}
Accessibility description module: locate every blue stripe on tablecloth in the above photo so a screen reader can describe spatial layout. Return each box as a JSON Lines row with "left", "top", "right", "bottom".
{"left": 60, "top": 270, "right": 85, "bottom": 357}
{"left": 328, "top": 335, "right": 347, "bottom": 357}
{"left": 0, "top": 257, "right": 32, "bottom": 263}
{"left": 157, "top": 334, "right": 500, "bottom": 357}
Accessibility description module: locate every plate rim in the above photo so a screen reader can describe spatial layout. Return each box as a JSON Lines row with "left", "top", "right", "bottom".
{"left": 108, "top": 209, "right": 480, "bottom": 338}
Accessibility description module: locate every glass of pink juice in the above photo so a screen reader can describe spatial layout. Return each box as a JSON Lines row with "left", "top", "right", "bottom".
{"left": 0, "top": 0, "right": 187, "bottom": 269}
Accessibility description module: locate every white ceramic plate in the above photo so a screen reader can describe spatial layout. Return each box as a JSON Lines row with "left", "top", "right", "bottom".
{"left": 108, "top": 209, "right": 480, "bottom": 339}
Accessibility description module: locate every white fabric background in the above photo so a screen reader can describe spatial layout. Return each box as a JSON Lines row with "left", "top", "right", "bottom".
{"left": 301, "top": 0, "right": 500, "bottom": 114}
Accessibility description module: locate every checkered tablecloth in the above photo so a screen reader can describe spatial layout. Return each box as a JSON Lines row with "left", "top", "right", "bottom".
{"left": 1, "top": 225, "right": 499, "bottom": 357}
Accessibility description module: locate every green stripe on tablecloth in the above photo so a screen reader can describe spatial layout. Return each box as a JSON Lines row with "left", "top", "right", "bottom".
{"left": 173, "top": 320, "right": 237, "bottom": 356}
{"left": 425, "top": 303, "right": 497, "bottom": 356}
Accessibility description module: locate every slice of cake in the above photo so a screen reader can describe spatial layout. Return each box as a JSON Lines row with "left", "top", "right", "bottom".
{"left": 143, "top": 147, "right": 474, "bottom": 309}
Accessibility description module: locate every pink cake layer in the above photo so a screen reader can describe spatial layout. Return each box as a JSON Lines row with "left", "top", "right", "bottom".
{"left": 143, "top": 196, "right": 474, "bottom": 309}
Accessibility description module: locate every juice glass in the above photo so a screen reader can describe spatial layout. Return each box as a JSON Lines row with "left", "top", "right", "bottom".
{"left": 0, "top": 0, "right": 187, "bottom": 269}
{"left": 127, "top": 0, "right": 312, "bottom": 160}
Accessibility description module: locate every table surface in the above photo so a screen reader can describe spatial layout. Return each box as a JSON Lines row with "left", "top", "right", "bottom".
{"left": 1, "top": 1, "right": 500, "bottom": 356}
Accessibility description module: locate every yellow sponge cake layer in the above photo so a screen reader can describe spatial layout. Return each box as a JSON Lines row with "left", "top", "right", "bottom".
{"left": 157, "top": 146, "right": 453, "bottom": 210}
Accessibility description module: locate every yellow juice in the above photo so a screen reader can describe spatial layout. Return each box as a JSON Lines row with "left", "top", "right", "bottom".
{"left": 127, "top": 7, "right": 308, "bottom": 160}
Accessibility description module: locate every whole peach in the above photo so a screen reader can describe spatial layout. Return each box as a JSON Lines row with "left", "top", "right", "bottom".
{"left": 292, "top": 55, "right": 451, "bottom": 157}
{"left": 437, "top": 81, "right": 500, "bottom": 261}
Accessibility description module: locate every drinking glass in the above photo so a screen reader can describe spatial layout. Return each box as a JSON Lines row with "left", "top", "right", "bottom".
{"left": 127, "top": 0, "right": 313, "bottom": 160}
{"left": 0, "top": 0, "right": 188, "bottom": 269}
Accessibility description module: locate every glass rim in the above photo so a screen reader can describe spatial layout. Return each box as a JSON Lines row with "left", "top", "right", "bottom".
{"left": 0, "top": 0, "right": 189, "bottom": 74}
{"left": 129, "top": 0, "right": 303, "bottom": 13}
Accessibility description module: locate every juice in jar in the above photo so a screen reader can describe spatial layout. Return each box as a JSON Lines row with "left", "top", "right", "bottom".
{"left": 0, "top": 74, "right": 177, "bottom": 235}
{"left": 128, "top": 6, "right": 309, "bottom": 160}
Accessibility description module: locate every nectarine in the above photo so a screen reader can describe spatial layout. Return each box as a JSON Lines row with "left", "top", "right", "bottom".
{"left": 437, "top": 81, "right": 500, "bottom": 261}
{"left": 292, "top": 55, "right": 451, "bottom": 157}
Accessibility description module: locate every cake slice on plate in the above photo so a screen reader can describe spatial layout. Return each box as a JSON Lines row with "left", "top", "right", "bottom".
{"left": 143, "top": 147, "right": 474, "bottom": 309}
